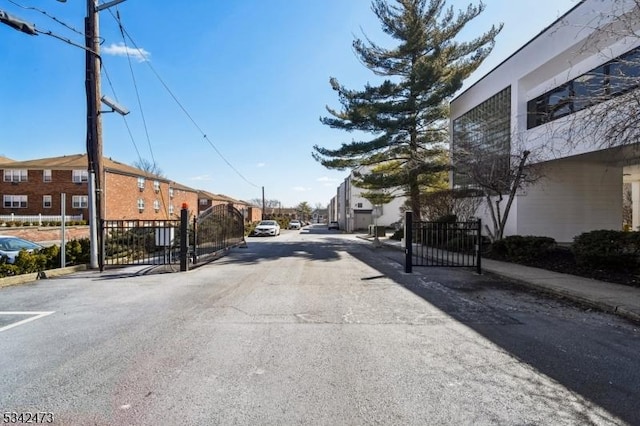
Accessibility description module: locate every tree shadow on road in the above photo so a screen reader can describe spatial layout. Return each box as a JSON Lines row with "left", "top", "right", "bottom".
{"left": 345, "top": 240, "right": 640, "bottom": 426}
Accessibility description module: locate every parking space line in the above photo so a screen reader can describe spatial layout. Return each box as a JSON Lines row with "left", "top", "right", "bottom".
{"left": 0, "top": 311, "right": 55, "bottom": 333}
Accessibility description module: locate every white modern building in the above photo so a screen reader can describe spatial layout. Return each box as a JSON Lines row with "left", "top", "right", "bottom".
{"left": 450, "top": 0, "right": 640, "bottom": 242}
{"left": 330, "top": 168, "right": 406, "bottom": 232}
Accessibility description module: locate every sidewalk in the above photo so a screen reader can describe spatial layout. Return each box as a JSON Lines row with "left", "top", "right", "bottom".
{"left": 364, "top": 235, "right": 640, "bottom": 324}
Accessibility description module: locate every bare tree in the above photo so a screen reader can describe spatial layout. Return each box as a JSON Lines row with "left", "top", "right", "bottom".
{"left": 453, "top": 139, "right": 542, "bottom": 241}
{"left": 623, "top": 182, "right": 633, "bottom": 228}
{"left": 133, "top": 158, "right": 164, "bottom": 177}
{"left": 418, "top": 188, "right": 483, "bottom": 222}
{"left": 549, "top": 0, "right": 640, "bottom": 153}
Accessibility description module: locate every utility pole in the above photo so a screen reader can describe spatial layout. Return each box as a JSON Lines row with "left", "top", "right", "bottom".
{"left": 85, "top": 0, "right": 103, "bottom": 270}
{"left": 85, "top": 0, "right": 127, "bottom": 271}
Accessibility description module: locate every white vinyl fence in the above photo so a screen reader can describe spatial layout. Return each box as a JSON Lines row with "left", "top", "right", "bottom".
{"left": 0, "top": 214, "right": 84, "bottom": 225}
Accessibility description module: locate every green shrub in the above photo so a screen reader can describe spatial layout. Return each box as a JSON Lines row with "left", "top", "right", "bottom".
{"left": 0, "top": 263, "right": 20, "bottom": 277}
{"left": 490, "top": 235, "right": 556, "bottom": 263}
{"left": 13, "top": 250, "right": 47, "bottom": 274}
{"left": 572, "top": 230, "right": 640, "bottom": 270}
{"left": 390, "top": 228, "right": 403, "bottom": 241}
{"left": 433, "top": 214, "right": 458, "bottom": 223}
{"left": 444, "top": 234, "right": 482, "bottom": 253}
{"left": 66, "top": 238, "right": 90, "bottom": 265}
{"left": 39, "top": 245, "right": 61, "bottom": 269}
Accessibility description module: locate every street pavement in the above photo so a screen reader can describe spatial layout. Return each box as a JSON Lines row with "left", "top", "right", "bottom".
{"left": 369, "top": 235, "right": 640, "bottom": 324}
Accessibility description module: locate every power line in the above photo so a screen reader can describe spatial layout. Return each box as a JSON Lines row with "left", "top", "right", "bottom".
{"left": 5, "top": 0, "right": 83, "bottom": 36}
{"left": 107, "top": 7, "right": 260, "bottom": 189}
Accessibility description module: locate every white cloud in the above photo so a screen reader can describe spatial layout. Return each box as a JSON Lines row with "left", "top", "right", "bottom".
{"left": 103, "top": 43, "right": 151, "bottom": 62}
{"left": 256, "top": 162, "right": 266, "bottom": 168}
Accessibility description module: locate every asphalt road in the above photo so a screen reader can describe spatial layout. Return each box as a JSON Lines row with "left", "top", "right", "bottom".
{"left": 1, "top": 225, "right": 639, "bottom": 425}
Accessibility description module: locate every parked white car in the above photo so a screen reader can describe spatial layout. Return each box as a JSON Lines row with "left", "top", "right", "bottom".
{"left": 0, "top": 235, "right": 43, "bottom": 263}
{"left": 289, "top": 220, "right": 301, "bottom": 230}
{"left": 253, "top": 220, "right": 281, "bottom": 237}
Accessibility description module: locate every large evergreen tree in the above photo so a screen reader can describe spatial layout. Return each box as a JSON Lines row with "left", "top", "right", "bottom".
{"left": 313, "top": 0, "right": 502, "bottom": 220}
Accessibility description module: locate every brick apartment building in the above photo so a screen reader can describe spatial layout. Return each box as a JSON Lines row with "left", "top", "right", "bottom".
{"left": 197, "top": 190, "right": 262, "bottom": 223}
{"left": 0, "top": 154, "right": 198, "bottom": 221}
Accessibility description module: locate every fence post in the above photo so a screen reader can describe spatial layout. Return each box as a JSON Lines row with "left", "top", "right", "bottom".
{"left": 180, "top": 205, "right": 189, "bottom": 272}
{"left": 404, "top": 210, "right": 413, "bottom": 273}
{"left": 476, "top": 219, "right": 482, "bottom": 275}
{"left": 191, "top": 216, "right": 198, "bottom": 264}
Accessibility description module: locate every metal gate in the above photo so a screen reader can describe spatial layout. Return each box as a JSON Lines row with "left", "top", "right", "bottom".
{"left": 404, "top": 211, "right": 481, "bottom": 274}
{"left": 101, "top": 205, "right": 245, "bottom": 269}
{"left": 103, "top": 219, "right": 182, "bottom": 266}
{"left": 193, "top": 203, "right": 245, "bottom": 263}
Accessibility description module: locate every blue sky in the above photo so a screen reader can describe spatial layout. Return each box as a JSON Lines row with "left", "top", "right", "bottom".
{"left": 0, "top": 0, "right": 579, "bottom": 208}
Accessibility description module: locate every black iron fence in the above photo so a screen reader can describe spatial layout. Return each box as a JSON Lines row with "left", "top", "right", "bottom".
{"left": 193, "top": 204, "right": 245, "bottom": 264}
{"left": 404, "top": 211, "right": 481, "bottom": 274}
{"left": 101, "top": 204, "right": 245, "bottom": 270}
{"left": 103, "top": 219, "right": 182, "bottom": 266}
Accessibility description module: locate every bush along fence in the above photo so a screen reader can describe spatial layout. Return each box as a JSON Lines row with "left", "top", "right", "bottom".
{"left": 0, "top": 238, "right": 90, "bottom": 278}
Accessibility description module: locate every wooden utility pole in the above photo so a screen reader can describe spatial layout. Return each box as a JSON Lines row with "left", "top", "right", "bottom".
{"left": 85, "top": 0, "right": 104, "bottom": 270}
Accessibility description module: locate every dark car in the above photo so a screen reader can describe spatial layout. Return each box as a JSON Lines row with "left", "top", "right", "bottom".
{"left": 328, "top": 221, "right": 339, "bottom": 230}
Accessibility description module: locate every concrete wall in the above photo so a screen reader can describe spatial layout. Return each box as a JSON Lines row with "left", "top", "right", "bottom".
{"left": 450, "top": 0, "right": 635, "bottom": 242}
{"left": 517, "top": 158, "right": 622, "bottom": 242}
{"left": 474, "top": 157, "right": 623, "bottom": 243}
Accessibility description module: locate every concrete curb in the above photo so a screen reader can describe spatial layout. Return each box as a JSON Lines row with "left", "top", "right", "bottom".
{"left": 360, "top": 235, "right": 640, "bottom": 325}
{"left": 0, "top": 264, "right": 87, "bottom": 289}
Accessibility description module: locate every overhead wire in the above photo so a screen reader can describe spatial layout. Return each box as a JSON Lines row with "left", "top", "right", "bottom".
{"left": 106, "top": 7, "right": 260, "bottom": 189}
{"left": 6, "top": 0, "right": 83, "bottom": 36}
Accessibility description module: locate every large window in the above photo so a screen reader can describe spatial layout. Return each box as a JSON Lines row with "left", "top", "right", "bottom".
{"left": 3, "top": 195, "right": 27, "bottom": 208}
{"left": 3, "top": 169, "right": 28, "bottom": 182}
{"left": 72, "top": 195, "right": 88, "bottom": 209}
{"left": 72, "top": 170, "right": 88, "bottom": 183}
{"left": 527, "top": 46, "right": 640, "bottom": 129}
{"left": 43, "top": 169, "right": 52, "bottom": 182}
{"left": 453, "top": 86, "right": 511, "bottom": 188}
{"left": 43, "top": 195, "right": 52, "bottom": 209}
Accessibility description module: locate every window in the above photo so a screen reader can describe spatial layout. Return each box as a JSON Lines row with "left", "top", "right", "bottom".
{"left": 43, "top": 195, "right": 52, "bottom": 209}
{"left": 200, "top": 198, "right": 209, "bottom": 206}
{"left": 43, "top": 169, "right": 52, "bottom": 182}
{"left": 356, "top": 202, "right": 363, "bottom": 208}
{"left": 153, "top": 199, "right": 160, "bottom": 212}
{"left": 137, "top": 177, "right": 145, "bottom": 190}
{"left": 72, "top": 195, "right": 88, "bottom": 209}
{"left": 527, "top": 46, "right": 640, "bottom": 129}
{"left": 137, "top": 198, "right": 145, "bottom": 211}
{"left": 72, "top": 170, "right": 88, "bottom": 183}
{"left": 3, "top": 195, "right": 27, "bottom": 208}
{"left": 169, "top": 188, "right": 174, "bottom": 198}
{"left": 453, "top": 86, "right": 512, "bottom": 188}
{"left": 3, "top": 169, "right": 28, "bottom": 182}
{"left": 169, "top": 204, "right": 174, "bottom": 215}
{"left": 153, "top": 180, "right": 160, "bottom": 192}
{"left": 547, "top": 84, "right": 572, "bottom": 120}
{"left": 573, "top": 69, "right": 606, "bottom": 111}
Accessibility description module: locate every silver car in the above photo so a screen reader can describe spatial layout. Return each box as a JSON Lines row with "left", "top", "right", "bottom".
{"left": 0, "top": 235, "right": 43, "bottom": 263}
